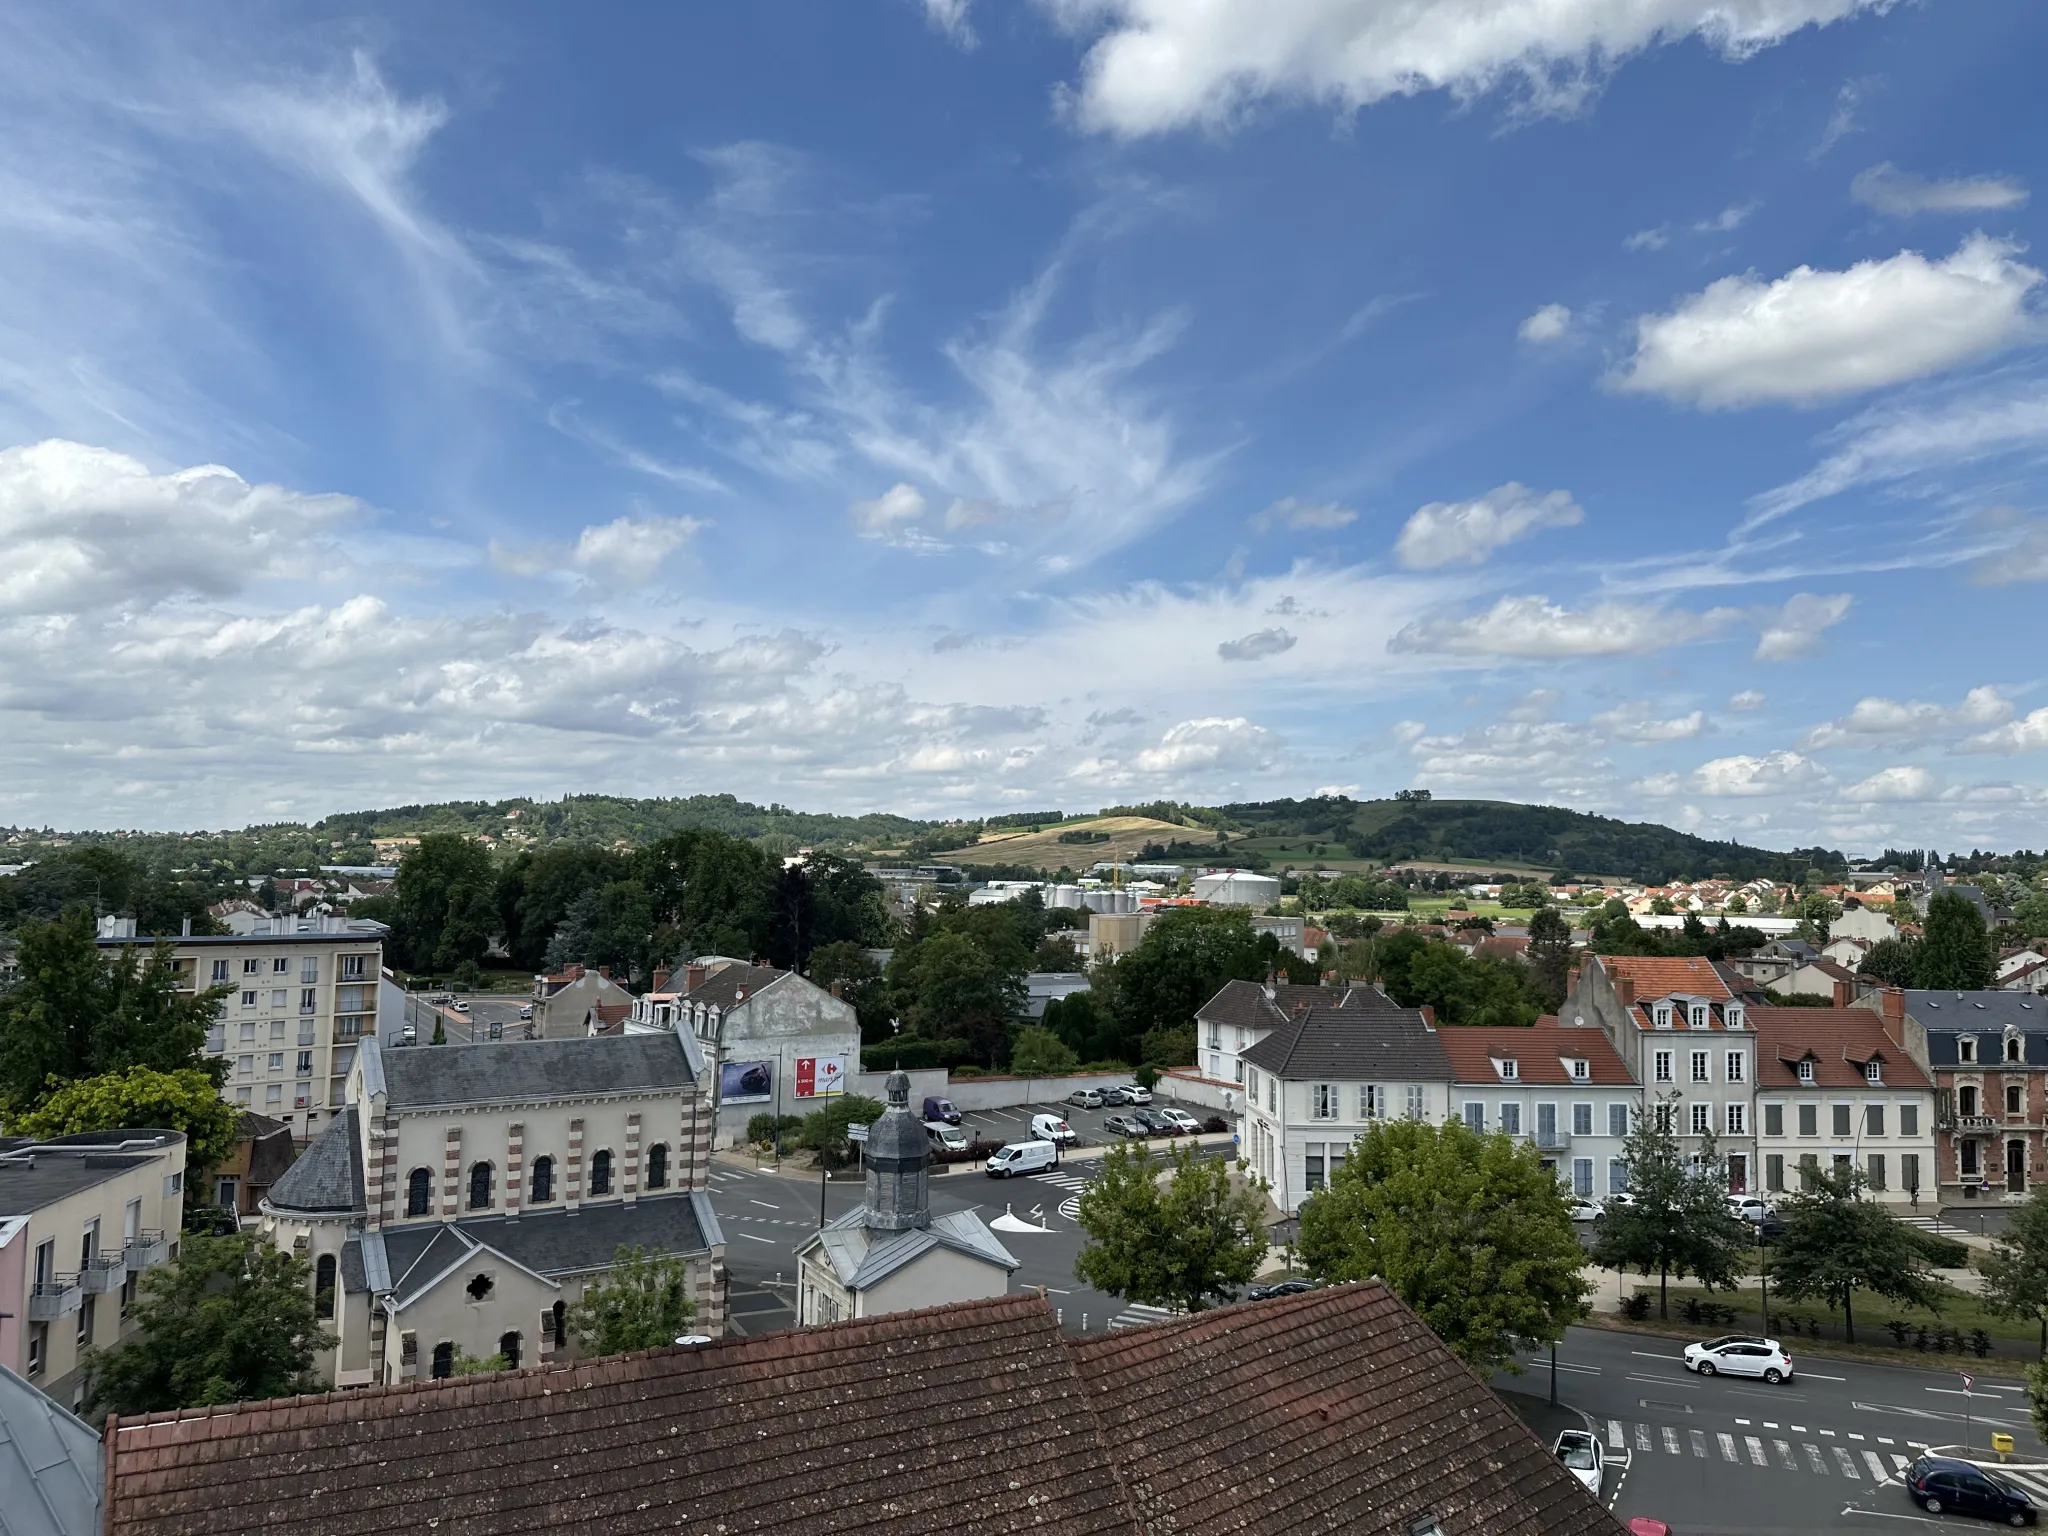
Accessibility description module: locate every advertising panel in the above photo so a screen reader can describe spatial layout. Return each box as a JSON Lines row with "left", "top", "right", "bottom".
{"left": 794, "top": 1055, "right": 845, "bottom": 1098}
{"left": 719, "top": 1059, "right": 775, "bottom": 1104}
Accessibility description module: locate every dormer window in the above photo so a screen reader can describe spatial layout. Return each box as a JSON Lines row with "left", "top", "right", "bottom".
{"left": 1797, "top": 1060, "right": 1815, "bottom": 1083}
{"left": 1568, "top": 1058, "right": 1589, "bottom": 1081}
{"left": 1865, "top": 1060, "right": 1882, "bottom": 1084}
{"left": 1497, "top": 1058, "right": 1519, "bottom": 1081}
{"left": 1653, "top": 1003, "right": 1672, "bottom": 1029}
{"left": 1960, "top": 1036, "right": 1978, "bottom": 1064}
{"left": 2008, "top": 1035, "right": 2024, "bottom": 1063}
{"left": 1690, "top": 1004, "right": 1709, "bottom": 1029}
{"left": 1725, "top": 1005, "right": 1746, "bottom": 1031}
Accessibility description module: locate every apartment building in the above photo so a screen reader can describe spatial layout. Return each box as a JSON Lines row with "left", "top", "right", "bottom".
{"left": 0, "top": 1130, "right": 187, "bottom": 1407}
{"left": 1750, "top": 1008, "right": 1936, "bottom": 1206}
{"left": 1567, "top": 954, "right": 1759, "bottom": 1194}
{"left": 1238, "top": 989, "right": 1453, "bottom": 1215}
{"left": 98, "top": 913, "right": 386, "bottom": 1141}
{"left": 1437, "top": 1018, "right": 1640, "bottom": 1200}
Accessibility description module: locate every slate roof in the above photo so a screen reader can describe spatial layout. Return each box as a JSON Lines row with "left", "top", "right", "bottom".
{"left": 0, "top": 1362, "right": 101, "bottom": 1536}
{"left": 1070, "top": 1284, "right": 1619, "bottom": 1536}
{"left": 800, "top": 1205, "right": 1017, "bottom": 1291}
{"left": 1240, "top": 1002, "right": 1452, "bottom": 1082}
{"left": 1438, "top": 1017, "right": 1636, "bottom": 1086}
{"left": 1903, "top": 990, "right": 2048, "bottom": 1033}
{"left": 264, "top": 1107, "right": 364, "bottom": 1215}
{"left": 238, "top": 1112, "right": 297, "bottom": 1189}
{"left": 100, "top": 1285, "right": 1620, "bottom": 1536}
{"left": 680, "top": 962, "right": 783, "bottom": 1010}
{"left": 379, "top": 1034, "right": 695, "bottom": 1108}
{"left": 378, "top": 1191, "right": 722, "bottom": 1302}
{"left": 1751, "top": 1007, "right": 1931, "bottom": 1090}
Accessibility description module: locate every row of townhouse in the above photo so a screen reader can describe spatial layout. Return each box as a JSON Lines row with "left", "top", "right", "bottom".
{"left": 1221, "top": 953, "right": 1940, "bottom": 1215}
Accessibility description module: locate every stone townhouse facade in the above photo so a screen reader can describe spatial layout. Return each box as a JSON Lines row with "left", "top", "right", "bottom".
{"left": 259, "top": 1029, "right": 724, "bottom": 1389}
{"left": 1437, "top": 1018, "right": 1640, "bottom": 1200}
{"left": 1750, "top": 1007, "right": 1936, "bottom": 1206}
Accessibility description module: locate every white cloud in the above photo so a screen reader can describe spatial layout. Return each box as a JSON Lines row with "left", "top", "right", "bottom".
{"left": 1518, "top": 303, "right": 1573, "bottom": 343}
{"left": 1590, "top": 705, "right": 1708, "bottom": 743}
{"left": 0, "top": 439, "right": 357, "bottom": 616}
{"left": 490, "top": 512, "right": 707, "bottom": 592}
{"left": 1613, "top": 235, "right": 2042, "bottom": 409}
{"left": 1958, "top": 707, "right": 2048, "bottom": 756}
{"left": 1625, "top": 227, "right": 1669, "bottom": 252}
{"left": 1249, "top": 496, "right": 1357, "bottom": 532}
{"left": 1055, "top": 0, "right": 1887, "bottom": 137}
{"left": 1389, "top": 594, "right": 1712, "bottom": 658}
{"left": 1217, "top": 627, "right": 1297, "bottom": 662}
{"left": 1392, "top": 483, "right": 1584, "bottom": 569}
{"left": 1134, "top": 716, "right": 1277, "bottom": 774}
{"left": 1408, "top": 719, "right": 1581, "bottom": 784}
{"left": 1970, "top": 507, "right": 2048, "bottom": 586}
{"left": 1852, "top": 164, "right": 2029, "bottom": 217}
{"left": 1632, "top": 772, "right": 1683, "bottom": 797}
{"left": 1844, "top": 765, "right": 1938, "bottom": 802}
{"left": 922, "top": 0, "right": 978, "bottom": 48}
{"left": 1728, "top": 690, "right": 1767, "bottom": 711}
{"left": 849, "top": 483, "right": 928, "bottom": 539}
{"left": 1802, "top": 686, "right": 2012, "bottom": 749}
{"left": 1813, "top": 75, "right": 1876, "bottom": 159}
{"left": 1753, "top": 592, "right": 1850, "bottom": 661}
{"left": 1691, "top": 750, "right": 1824, "bottom": 797}
{"left": 1694, "top": 202, "right": 1759, "bottom": 233}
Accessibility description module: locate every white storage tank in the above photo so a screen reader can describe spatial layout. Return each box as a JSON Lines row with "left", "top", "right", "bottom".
{"left": 1190, "top": 869, "right": 1282, "bottom": 907}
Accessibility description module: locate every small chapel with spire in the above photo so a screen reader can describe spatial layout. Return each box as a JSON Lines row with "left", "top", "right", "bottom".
{"left": 794, "top": 1071, "right": 1018, "bottom": 1325}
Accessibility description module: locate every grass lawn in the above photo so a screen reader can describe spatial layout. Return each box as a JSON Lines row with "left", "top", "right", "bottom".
{"left": 1644, "top": 1281, "right": 2046, "bottom": 1361}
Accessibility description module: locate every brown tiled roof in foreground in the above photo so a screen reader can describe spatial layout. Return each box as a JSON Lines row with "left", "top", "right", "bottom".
{"left": 1071, "top": 1284, "right": 1620, "bottom": 1536}
{"left": 103, "top": 1286, "right": 1622, "bottom": 1536}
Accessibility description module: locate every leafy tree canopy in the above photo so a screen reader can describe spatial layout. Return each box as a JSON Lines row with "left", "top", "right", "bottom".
{"left": 800, "top": 1093, "right": 886, "bottom": 1169}
{"left": 567, "top": 1244, "right": 699, "bottom": 1357}
{"left": 1010, "top": 1025, "right": 1079, "bottom": 1077}
{"left": 1982, "top": 1184, "right": 2048, "bottom": 1358}
{"left": 1916, "top": 890, "right": 1995, "bottom": 991}
{"left": 10, "top": 1065, "right": 239, "bottom": 1168}
{"left": 1769, "top": 1165, "right": 1950, "bottom": 1344}
{"left": 1073, "top": 1141, "right": 1269, "bottom": 1314}
{"left": 1590, "top": 1095, "right": 1753, "bottom": 1318}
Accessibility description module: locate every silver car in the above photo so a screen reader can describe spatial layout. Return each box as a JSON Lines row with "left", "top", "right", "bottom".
{"left": 1066, "top": 1088, "right": 1105, "bottom": 1108}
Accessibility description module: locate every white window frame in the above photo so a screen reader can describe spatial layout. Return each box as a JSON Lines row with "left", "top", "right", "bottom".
{"left": 1725, "top": 1102, "right": 1746, "bottom": 1136}
{"left": 1726, "top": 1051, "right": 1746, "bottom": 1083}
{"left": 1865, "top": 1060, "right": 1882, "bottom": 1084}
{"left": 1691, "top": 1050, "right": 1710, "bottom": 1084}
{"left": 1497, "top": 1058, "right": 1519, "bottom": 1081}
{"left": 1690, "top": 1102, "right": 1711, "bottom": 1136}
{"left": 1654, "top": 1050, "right": 1673, "bottom": 1084}
{"left": 1312, "top": 1084, "right": 1337, "bottom": 1120}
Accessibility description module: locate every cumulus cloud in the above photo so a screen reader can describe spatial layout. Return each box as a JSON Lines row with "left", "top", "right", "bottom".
{"left": 493, "top": 512, "right": 707, "bottom": 591}
{"left": 1695, "top": 202, "right": 1759, "bottom": 233}
{"left": 1407, "top": 719, "right": 1580, "bottom": 783}
{"left": 1625, "top": 227, "right": 1669, "bottom": 252}
{"left": 1754, "top": 592, "right": 1850, "bottom": 661}
{"left": 1389, "top": 594, "right": 1710, "bottom": 658}
{"left": 1957, "top": 707, "right": 2048, "bottom": 756}
{"left": 1590, "top": 704, "right": 1708, "bottom": 743}
{"left": 1217, "top": 627, "right": 1297, "bottom": 662}
{"left": 1249, "top": 496, "right": 1357, "bottom": 532}
{"left": 1134, "top": 716, "right": 1276, "bottom": 773}
{"left": 1802, "top": 686, "right": 2012, "bottom": 749}
{"left": 1392, "top": 483, "right": 1584, "bottom": 569}
{"left": 1691, "top": 750, "right": 1824, "bottom": 796}
{"left": 1844, "top": 765, "right": 1938, "bottom": 802}
{"left": 1613, "top": 235, "right": 2042, "bottom": 409}
{"left": 849, "top": 483, "right": 929, "bottom": 539}
{"left": 1851, "top": 164, "right": 2029, "bottom": 217}
{"left": 922, "top": 0, "right": 977, "bottom": 48}
{"left": 1518, "top": 303, "right": 1573, "bottom": 343}
{"left": 1056, "top": 0, "right": 1888, "bottom": 137}
{"left": 0, "top": 439, "right": 357, "bottom": 617}
{"left": 1728, "top": 690, "right": 1767, "bottom": 711}
{"left": 1632, "top": 771, "right": 1683, "bottom": 797}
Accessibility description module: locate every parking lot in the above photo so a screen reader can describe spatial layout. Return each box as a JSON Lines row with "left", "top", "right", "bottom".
{"left": 952, "top": 1090, "right": 1227, "bottom": 1151}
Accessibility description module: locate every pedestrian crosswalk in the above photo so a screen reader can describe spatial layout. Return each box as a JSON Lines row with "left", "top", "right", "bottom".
{"left": 1900, "top": 1213, "right": 1972, "bottom": 1238}
{"left": 1109, "top": 1303, "right": 1181, "bottom": 1330}
{"left": 1037, "top": 1171, "right": 1091, "bottom": 1192}
{"left": 1605, "top": 1418, "right": 1921, "bottom": 1483}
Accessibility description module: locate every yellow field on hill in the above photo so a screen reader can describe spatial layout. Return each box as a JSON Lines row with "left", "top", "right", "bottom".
{"left": 926, "top": 815, "right": 1198, "bottom": 871}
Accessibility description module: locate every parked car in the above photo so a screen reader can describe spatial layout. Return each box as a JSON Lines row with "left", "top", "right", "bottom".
{"left": 1907, "top": 1454, "right": 2037, "bottom": 1525}
{"left": 986, "top": 1140, "right": 1059, "bottom": 1177}
{"left": 452, "top": 999, "right": 470, "bottom": 1013}
{"left": 1554, "top": 1430, "right": 1603, "bottom": 1497}
{"left": 1104, "top": 1084, "right": 1153, "bottom": 1106}
{"left": 925, "top": 1122, "right": 969, "bottom": 1152}
{"left": 1066, "top": 1088, "right": 1105, "bottom": 1109}
{"left": 1727, "top": 1194, "right": 1774, "bottom": 1222}
{"left": 1247, "top": 1279, "right": 1317, "bottom": 1301}
{"left": 1156, "top": 1108, "right": 1202, "bottom": 1135}
{"left": 1102, "top": 1114, "right": 1151, "bottom": 1139}
{"left": 398, "top": 1023, "right": 417, "bottom": 1046}
{"left": 1565, "top": 1197, "right": 1603, "bottom": 1223}
{"left": 1030, "top": 1113, "right": 1078, "bottom": 1146}
{"left": 1132, "top": 1108, "right": 1175, "bottom": 1135}
{"left": 1682, "top": 1335, "right": 1793, "bottom": 1383}
{"left": 518, "top": 1004, "right": 534, "bottom": 1020}
{"left": 923, "top": 1096, "right": 962, "bottom": 1125}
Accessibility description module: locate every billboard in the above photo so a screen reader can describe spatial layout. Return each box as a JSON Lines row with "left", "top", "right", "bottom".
{"left": 794, "top": 1055, "right": 844, "bottom": 1099}
{"left": 719, "top": 1059, "right": 775, "bottom": 1105}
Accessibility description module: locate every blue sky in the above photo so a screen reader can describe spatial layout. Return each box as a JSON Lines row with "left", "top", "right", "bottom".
{"left": 3, "top": 0, "right": 2047, "bottom": 853}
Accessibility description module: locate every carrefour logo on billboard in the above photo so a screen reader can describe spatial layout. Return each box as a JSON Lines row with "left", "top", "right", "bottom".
{"left": 795, "top": 1055, "right": 844, "bottom": 1098}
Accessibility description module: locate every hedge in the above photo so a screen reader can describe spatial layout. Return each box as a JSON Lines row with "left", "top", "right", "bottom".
{"left": 860, "top": 1038, "right": 971, "bottom": 1072}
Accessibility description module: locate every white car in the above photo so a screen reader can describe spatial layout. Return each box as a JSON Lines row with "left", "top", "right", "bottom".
{"left": 1565, "top": 1197, "right": 1603, "bottom": 1223}
{"left": 1553, "top": 1430, "right": 1603, "bottom": 1496}
{"left": 452, "top": 1000, "right": 470, "bottom": 1013}
{"left": 1726, "top": 1194, "right": 1774, "bottom": 1222}
{"left": 1157, "top": 1108, "right": 1202, "bottom": 1135}
{"left": 1683, "top": 1335, "right": 1794, "bottom": 1383}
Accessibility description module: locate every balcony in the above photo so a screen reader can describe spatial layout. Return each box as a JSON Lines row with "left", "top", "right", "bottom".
{"left": 1532, "top": 1130, "right": 1572, "bottom": 1152}
{"left": 81, "top": 1253, "right": 128, "bottom": 1293}
{"left": 124, "top": 1229, "right": 169, "bottom": 1270}
{"left": 1940, "top": 1114, "right": 1998, "bottom": 1132}
{"left": 298, "top": 1028, "right": 318, "bottom": 1047}
{"left": 27, "top": 1275, "right": 82, "bottom": 1320}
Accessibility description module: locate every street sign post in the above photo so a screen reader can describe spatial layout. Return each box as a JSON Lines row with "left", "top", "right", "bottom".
{"left": 1962, "top": 1372, "right": 1974, "bottom": 1447}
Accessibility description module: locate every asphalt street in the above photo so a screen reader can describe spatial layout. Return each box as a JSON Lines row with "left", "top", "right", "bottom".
{"left": 1498, "top": 1325, "right": 2048, "bottom": 1535}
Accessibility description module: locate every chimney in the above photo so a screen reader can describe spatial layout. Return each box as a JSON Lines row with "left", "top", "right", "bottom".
{"left": 652, "top": 967, "right": 670, "bottom": 993}
{"left": 181, "top": 916, "right": 192, "bottom": 938}
{"left": 734, "top": 987, "right": 748, "bottom": 1005}
{"left": 598, "top": 965, "right": 611, "bottom": 980}
{"left": 1616, "top": 975, "right": 1635, "bottom": 1011}
{"left": 685, "top": 963, "right": 707, "bottom": 993}
{"left": 566, "top": 963, "right": 584, "bottom": 981}
{"left": 1833, "top": 977, "right": 1852, "bottom": 1008}
{"left": 1418, "top": 1004, "right": 1437, "bottom": 1029}
{"left": 829, "top": 980, "right": 844, "bottom": 999}
{"left": 1882, "top": 985, "right": 1905, "bottom": 1033}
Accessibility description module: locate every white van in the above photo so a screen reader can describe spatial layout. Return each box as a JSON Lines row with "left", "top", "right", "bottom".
{"left": 926, "top": 1122, "right": 969, "bottom": 1152}
{"left": 986, "top": 1140, "right": 1059, "bottom": 1178}
{"left": 1030, "top": 1113, "right": 1077, "bottom": 1146}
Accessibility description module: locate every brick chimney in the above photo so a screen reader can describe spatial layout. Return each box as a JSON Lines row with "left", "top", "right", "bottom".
{"left": 1832, "top": 977, "right": 1852, "bottom": 1008}
{"left": 565, "top": 963, "right": 584, "bottom": 981}
{"left": 1882, "top": 985, "right": 1905, "bottom": 1033}
{"left": 1616, "top": 975, "right": 1635, "bottom": 1011}
{"left": 652, "top": 966, "right": 670, "bottom": 993}
{"left": 685, "top": 962, "right": 707, "bottom": 993}
{"left": 829, "top": 979, "right": 844, "bottom": 998}
{"left": 598, "top": 965, "right": 611, "bottom": 980}
{"left": 1418, "top": 1004, "right": 1437, "bottom": 1029}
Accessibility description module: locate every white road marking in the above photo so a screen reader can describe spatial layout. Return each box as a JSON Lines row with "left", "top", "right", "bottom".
{"left": 1791, "top": 1442, "right": 1815, "bottom": 1473}
{"left": 1821, "top": 1427, "right": 1836, "bottom": 1437}
{"left": 1689, "top": 1429, "right": 1708, "bottom": 1458}
{"left": 1735, "top": 1418, "right": 1751, "bottom": 1426}
{"left": 1764, "top": 1421, "right": 1779, "bottom": 1430}
{"left": 1717, "top": 1432, "right": 1738, "bottom": 1461}
{"left": 1891, "top": 1454, "right": 1911, "bottom": 1475}
{"left": 1878, "top": 1437, "right": 1895, "bottom": 1445}
{"left": 1848, "top": 1432, "right": 1864, "bottom": 1441}
{"left": 737, "top": 1232, "right": 775, "bottom": 1244}
{"left": 1662, "top": 1427, "right": 1681, "bottom": 1455}
{"left": 1800, "top": 1372, "right": 1847, "bottom": 1381}
{"left": 1864, "top": 1450, "right": 1892, "bottom": 1482}
{"left": 749, "top": 1199, "right": 781, "bottom": 1210}
{"left": 1833, "top": 1446, "right": 1861, "bottom": 1479}
{"left": 1630, "top": 1350, "right": 1682, "bottom": 1361}
{"left": 1634, "top": 1424, "right": 1653, "bottom": 1452}
{"left": 1744, "top": 1436, "right": 1767, "bottom": 1466}
{"left": 1608, "top": 1420, "right": 1626, "bottom": 1450}
{"left": 1791, "top": 1424, "right": 1806, "bottom": 1432}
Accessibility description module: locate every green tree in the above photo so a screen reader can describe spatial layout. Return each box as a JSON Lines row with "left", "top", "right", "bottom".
{"left": 1591, "top": 1096, "right": 1751, "bottom": 1318}
{"left": 0, "top": 907, "right": 229, "bottom": 1115}
{"left": 10, "top": 1066, "right": 239, "bottom": 1169}
{"left": 1858, "top": 936, "right": 1921, "bottom": 987}
{"left": 544, "top": 879, "right": 656, "bottom": 981}
{"left": 2013, "top": 889, "right": 2048, "bottom": 942}
{"left": 1526, "top": 906, "right": 1574, "bottom": 1008}
{"left": 566, "top": 1244, "right": 699, "bottom": 1357}
{"left": 1138, "top": 1024, "right": 1197, "bottom": 1067}
{"left": 494, "top": 843, "right": 633, "bottom": 970}
{"left": 892, "top": 930, "right": 1024, "bottom": 1065}
{"left": 1009, "top": 1025, "right": 1079, "bottom": 1079}
{"left": 806, "top": 940, "right": 891, "bottom": 1042}
{"left": 430, "top": 1016, "right": 447, "bottom": 1045}
{"left": 1769, "top": 1165, "right": 1948, "bottom": 1344}
{"left": 1100, "top": 907, "right": 1281, "bottom": 1060}
{"left": 1395, "top": 941, "right": 1542, "bottom": 1027}
{"left": 390, "top": 833, "right": 498, "bottom": 972}
{"left": 1915, "top": 890, "right": 1995, "bottom": 990}
{"left": 82, "top": 1231, "right": 333, "bottom": 1416}
{"left": 1298, "top": 1117, "right": 1589, "bottom": 1371}
{"left": 635, "top": 830, "right": 774, "bottom": 964}
{"left": 799, "top": 1093, "right": 886, "bottom": 1169}
{"left": 1073, "top": 1141, "right": 1269, "bottom": 1315}
{"left": 1979, "top": 1184, "right": 2048, "bottom": 1358}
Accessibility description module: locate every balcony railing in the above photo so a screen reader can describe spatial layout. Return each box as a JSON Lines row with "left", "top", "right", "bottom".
{"left": 81, "top": 1253, "right": 128, "bottom": 1293}
{"left": 27, "top": 1275, "right": 82, "bottom": 1320}
{"left": 1532, "top": 1130, "right": 1572, "bottom": 1152}
{"left": 1940, "top": 1114, "right": 1998, "bottom": 1132}
{"left": 124, "top": 1229, "right": 169, "bottom": 1270}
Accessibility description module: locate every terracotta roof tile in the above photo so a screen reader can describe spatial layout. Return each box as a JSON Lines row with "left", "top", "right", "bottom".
{"left": 1751, "top": 1007, "right": 1932, "bottom": 1090}
{"left": 1599, "top": 954, "right": 1735, "bottom": 1004}
{"left": 1438, "top": 1018, "right": 1637, "bottom": 1086}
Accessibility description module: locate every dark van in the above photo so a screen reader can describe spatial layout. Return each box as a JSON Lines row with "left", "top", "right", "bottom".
{"left": 923, "top": 1096, "right": 962, "bottom": 1125}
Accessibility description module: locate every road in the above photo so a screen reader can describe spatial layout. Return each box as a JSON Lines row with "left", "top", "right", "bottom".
{"left": 387, "top": 990, "right": 533, "bottom": 1045}
{"left": 1497, "top": 1325, "right": 2047, "bottom": 1535}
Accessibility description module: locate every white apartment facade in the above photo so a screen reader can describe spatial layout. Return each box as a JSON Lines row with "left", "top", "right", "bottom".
{"left": 1750, "top": 1007, "right": 1937, "bottom": 1205}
